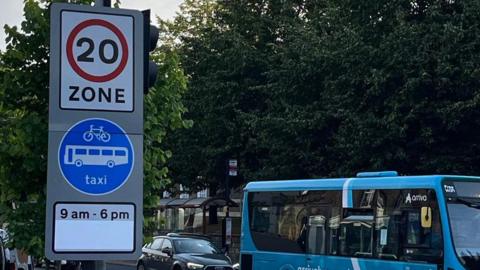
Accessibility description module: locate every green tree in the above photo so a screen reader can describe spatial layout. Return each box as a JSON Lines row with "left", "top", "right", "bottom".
{"left": 165, "top": 0, "right": 480, "bottom": 193}
{"left": 0, "top": 0, "right": 189, "bottom": 256}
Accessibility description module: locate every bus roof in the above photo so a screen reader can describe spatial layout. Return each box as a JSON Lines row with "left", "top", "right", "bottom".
{"left": 244, "top": 175, "right": 480, "bottom": 192}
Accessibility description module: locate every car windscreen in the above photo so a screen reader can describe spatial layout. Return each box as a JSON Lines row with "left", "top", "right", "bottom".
{"left": 173, "top": 239, "right": 220, "bottom": 254}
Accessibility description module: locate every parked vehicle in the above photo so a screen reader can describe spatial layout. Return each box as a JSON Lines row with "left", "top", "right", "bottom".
{"left": 138, "top": 233, "right": 234, "bottom": 270}
{"left": 240, "top": 171, "right": 480, "bottom": 270}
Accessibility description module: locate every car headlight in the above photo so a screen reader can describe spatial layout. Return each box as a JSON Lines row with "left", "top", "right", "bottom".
{"left": 187, "top": 262, "right": 204, "bottom": 269}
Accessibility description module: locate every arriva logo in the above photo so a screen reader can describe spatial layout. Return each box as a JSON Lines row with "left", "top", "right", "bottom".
{"left": 405, "top": 193, "right": 428, "bottom": 204}
{"left": 297, "top": 266, "right": 322, "bottom": 270}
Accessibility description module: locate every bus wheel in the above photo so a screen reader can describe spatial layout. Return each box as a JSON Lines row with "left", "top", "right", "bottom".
{"left": 107, "top": 161, "right": 115, "bottom": 168}
{"left": 75, "top": 160, "right": 83, "bottom": 167}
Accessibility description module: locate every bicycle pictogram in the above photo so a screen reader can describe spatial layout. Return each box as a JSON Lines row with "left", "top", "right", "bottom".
{"left": 83, "top": 125, "right": 111, "bottom": 142}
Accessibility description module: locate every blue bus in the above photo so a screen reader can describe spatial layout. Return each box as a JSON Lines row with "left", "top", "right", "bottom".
{"left": 239, "top": 171, "right": 480, "bottom": 270}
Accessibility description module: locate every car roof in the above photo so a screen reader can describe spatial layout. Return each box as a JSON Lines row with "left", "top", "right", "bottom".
{"left": 153, "top": 233, "right": 211, "bottom": 241}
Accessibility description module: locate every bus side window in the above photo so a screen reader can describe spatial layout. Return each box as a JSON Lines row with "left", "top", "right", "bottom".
{"left": 375, "top": 190, "right": 402, "bottom": 260}
{"left": 248, "top": 190, "right": 342, "bottom": 255}
{"left": 375, "top": 189, "right": 443, "bottom": 264}
{"left": 115, "top": 150, "right": 126, "bottom": 156}
{"left": 75, "top": 148, "right": 86, "bottom": 155}
{"left": 304, "top": 191, "right": 341, "bottom": 255}
{"left": 248, "top": 191, "right": 307, "bottom": 254}
{"left": 89, "top": 149, "right": 100, "bottom": 155}
{"left": 338, "top": 208, "right": 374, "bottom": 257}
{"left": 337, "top": 190, "right": 376, "bottom": 258}
{"left": 400, "top": 190, "right": 443, "bottom": 264}
{"left": 102, "top": 149, "right": 113, "bottom": 156}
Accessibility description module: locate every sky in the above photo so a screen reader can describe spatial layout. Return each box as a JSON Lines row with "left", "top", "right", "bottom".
{"left": 0, "top": 0, "right": 183, "bottom": 51}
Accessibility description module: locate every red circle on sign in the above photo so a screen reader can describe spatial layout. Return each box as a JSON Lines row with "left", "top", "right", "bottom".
{"left": 66, "top": 19, "right": 129, "bottom": 83}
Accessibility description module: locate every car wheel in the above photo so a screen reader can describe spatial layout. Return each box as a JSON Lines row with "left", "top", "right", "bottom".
{"left": 173, "top": 265, "right": 182, "bottom": 270}
{"left": 137, "top": 263, "right": 145, "bottom": 270}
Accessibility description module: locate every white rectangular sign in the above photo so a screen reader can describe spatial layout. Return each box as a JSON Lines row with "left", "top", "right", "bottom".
{"left": 60, "top": 11, "right": 134, "bottom": 111}
{"left": 228, "top": 159, "right": 237, "bottom": 176}
{"left": 53, "top": 203, "right": 135, "bottom": 252}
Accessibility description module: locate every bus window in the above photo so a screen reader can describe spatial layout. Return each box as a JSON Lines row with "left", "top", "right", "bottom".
{"left": 248, "top": 190, "right": 341, "bottom": 254}
{"left": 406, "top": 211, "right": 423, "bottom": 245}
{"left": 338, "top": 208, "right": 374, "bottom": 257}
{"left": 306, "top": 215, "right": 326, "bottom": 254}
{"left": 88, "top": 149, "right": 100, "bottom": 155}
{"left": 328, "top": 212, "right": 340, "bottom": 255}
{"left": 375, "top": 189, "right": 443, "bottom": 264}
{"left": 75, "top": 148, "right": 86, "bottom": 155}
{"left": 102, "top": 149, "right": 113, "bottom": 156}
{"left": 248, "top": 191, "right": 306, "bottom": 253}
{"left": 304, "top": 191, "right": 341, "bottom": 255}
{"left": 337, "top": 190, "right": 376, "bottom": 258}
{"left": 375, "top": 190, "right": 402, "bottom": 260}
{"left": 115, "top": 150, "right": 126, "bottom": 156}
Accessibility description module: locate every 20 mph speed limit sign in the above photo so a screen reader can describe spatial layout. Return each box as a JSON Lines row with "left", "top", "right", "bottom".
{"left": 60, "top": 11, "right": 134, "bottom": 111}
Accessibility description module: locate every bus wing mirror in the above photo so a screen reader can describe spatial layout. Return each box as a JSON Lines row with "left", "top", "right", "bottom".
{"left": 421, "top": 207, "right": 432, "bottom": 228}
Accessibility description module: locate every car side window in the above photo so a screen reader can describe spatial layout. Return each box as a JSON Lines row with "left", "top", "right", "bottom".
{"left": 150, "top": 238, "right": 163, "bottom": 250}
{"left": 161, "top": 239, "right": 172, "bottom": 252}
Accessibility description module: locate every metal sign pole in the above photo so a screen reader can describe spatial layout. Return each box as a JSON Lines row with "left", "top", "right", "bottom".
{"left": 95, "top": 0, "right": 111, "bottom": 7}
{"left": 93, "top": 0, "right": 108, "bottom": 267}
{"left": 93, "top": 3, "right": 106, "bottom": 270}
{"left": 92, "top": 1, "right": 108, "bottom": 268}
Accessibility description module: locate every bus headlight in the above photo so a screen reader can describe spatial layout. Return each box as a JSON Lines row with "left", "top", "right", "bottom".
{"left": 187, "top": 262, "right": 204, "bottom": 269}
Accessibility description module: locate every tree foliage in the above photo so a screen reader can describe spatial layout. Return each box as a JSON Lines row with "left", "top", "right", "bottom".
{"left": 165, "top": 0, "right": 480, "bottom": 192}
{"left": 0, "top": 0, "right": 189, "bottom": 255}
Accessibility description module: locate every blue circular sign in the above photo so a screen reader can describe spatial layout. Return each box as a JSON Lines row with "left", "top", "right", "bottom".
{"left": 58, "top": 118, "right": 134, "bottom": 195}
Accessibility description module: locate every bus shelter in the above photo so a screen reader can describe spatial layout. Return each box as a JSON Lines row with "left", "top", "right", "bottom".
{"left": 156, "top": 196, "right": 241, "bottom": 261}
{"left": 157, "top": 197, "right": 238, "bottom": 235}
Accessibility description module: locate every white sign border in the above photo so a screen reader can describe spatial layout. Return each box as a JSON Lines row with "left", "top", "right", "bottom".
{"left": 52, "top": 202, "right": 136, "bottom": 254}
{"left": 59, "top": 9, "right": 136, "bottom": 113}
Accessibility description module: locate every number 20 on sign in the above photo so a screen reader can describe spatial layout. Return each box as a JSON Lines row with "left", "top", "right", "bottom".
{"left": 60, "top": 11, "right": 134, "bottom": 112}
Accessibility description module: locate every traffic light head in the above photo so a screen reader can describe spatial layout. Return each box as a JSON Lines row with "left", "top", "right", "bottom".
{"left": 143, "top": 10, "right": 159, "bottom": 94}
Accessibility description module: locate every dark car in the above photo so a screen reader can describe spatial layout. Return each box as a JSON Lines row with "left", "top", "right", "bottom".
{"left": 137, "top": 234, "right": 233, "bottom": 270}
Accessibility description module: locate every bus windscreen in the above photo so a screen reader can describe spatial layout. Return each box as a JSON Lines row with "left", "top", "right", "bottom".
{"left": 444, "top": 181, "right": 480, "bottom": 270}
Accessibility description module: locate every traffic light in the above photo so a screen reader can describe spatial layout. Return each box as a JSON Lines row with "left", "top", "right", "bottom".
{"left": 143, "top": 10, "right": 159, "bottom": 94}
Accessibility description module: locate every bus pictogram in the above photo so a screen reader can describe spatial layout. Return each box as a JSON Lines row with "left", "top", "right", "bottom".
{"left": 64, "top": 145, "right": 128, "bottom": 168}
